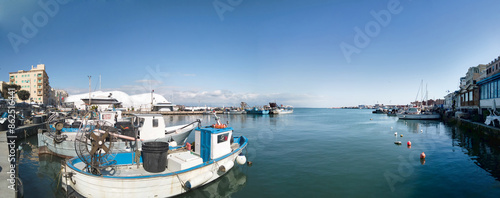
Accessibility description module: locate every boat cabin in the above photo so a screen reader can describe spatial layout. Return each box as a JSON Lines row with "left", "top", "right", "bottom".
{"left": 135, "top": 114, "right": 166, "bottom": 140}
{"left": 194, "top": 127, "right": 233, "bottom": 162}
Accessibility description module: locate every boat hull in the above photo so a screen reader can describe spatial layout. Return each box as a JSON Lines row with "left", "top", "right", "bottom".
{"left": 62, "top": 137, "right": 248, "bottom": 197}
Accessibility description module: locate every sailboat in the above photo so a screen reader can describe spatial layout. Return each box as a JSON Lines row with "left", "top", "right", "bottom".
{"left": 397, "top": 81, "right": 440, "bottom": 120}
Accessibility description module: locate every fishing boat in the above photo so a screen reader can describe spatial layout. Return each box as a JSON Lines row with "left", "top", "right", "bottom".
{"left": 397, "top": 107, "right": 440, "bottom": 120}
{"left": 269, "top": 102, "right": 294, "bottom": 114}
{"left": 61, "top": 114, "right": 249, "bottom": 197}
{"left": 38, "top": 114, "right": 200, "bottom": 157}
{"left": 224, "top": 109, "right": 245, "bottom": 115}
{"left": 372, "top": 108, "right": 387, "bottom": 114}
{"left": 245, "top": 107, "right": 269, "bottom": 115}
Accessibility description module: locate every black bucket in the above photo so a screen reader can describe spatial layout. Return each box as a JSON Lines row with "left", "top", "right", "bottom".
{"left": 142, "top": 142, "right": 169, "bottom": 173}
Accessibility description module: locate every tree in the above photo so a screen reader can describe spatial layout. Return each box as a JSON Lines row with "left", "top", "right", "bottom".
{"left": 1, "top": 84, "right": 20, "bottom": 99}
{"left": 17, "top": 90, "right": 30, "bottom": 102}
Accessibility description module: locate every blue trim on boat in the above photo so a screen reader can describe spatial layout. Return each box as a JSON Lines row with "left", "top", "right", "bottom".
{"left": 66, "top": 136, "right": 248, "bottom": 179}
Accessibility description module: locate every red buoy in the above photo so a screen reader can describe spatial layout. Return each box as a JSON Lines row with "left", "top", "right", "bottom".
{"left": 186, "top": 142, "right": 192, "bottom": 151}
{"left": 420, "top": 152, "right": 426, "bottom": 159}
{"left": 407, "top": 141, "right": 411, "bottom": 146}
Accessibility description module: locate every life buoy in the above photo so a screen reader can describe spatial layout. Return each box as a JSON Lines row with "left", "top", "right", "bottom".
{"left": 211, "top": 124, "right": 227, "bottom": 129}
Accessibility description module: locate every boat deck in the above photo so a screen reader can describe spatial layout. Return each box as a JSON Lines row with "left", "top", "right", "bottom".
{"left": 72, "top": 143, "right": 241, "bottom": 177}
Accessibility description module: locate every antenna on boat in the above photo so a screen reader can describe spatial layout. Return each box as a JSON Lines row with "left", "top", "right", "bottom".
{"left": 88, "top": 76, "right": 92, "bottom": 108}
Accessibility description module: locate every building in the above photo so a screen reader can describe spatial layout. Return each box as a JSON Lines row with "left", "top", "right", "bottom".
{"left": 459, "top": 77, "right": 467, "bottom": 89}
{"left": 477, "top": 54, "right": 500, "bottom": 110}
{"left": 9, "top": 64, "right": 51, "bottom": 104}
{"left": 485, "top": 55, "right": 500, "bottom": 78}
{"left": 457, "top": 65, "right": 486, "bottom": 111}
{"left": 152, "top": 102, "right": 179, "bottom": 111}
{"left": 465, "top": 64, "right": 487, "bottom": 86}
{"left": 48, "top": 88, "right": 68, "bottom": 107}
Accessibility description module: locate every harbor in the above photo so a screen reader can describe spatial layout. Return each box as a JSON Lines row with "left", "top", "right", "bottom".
{"left": 3, "top": 1, "right": 500, "bottom": 197}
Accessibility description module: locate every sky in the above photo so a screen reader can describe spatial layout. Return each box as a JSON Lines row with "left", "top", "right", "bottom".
{"left": 1, "top": 0, "right": 500, "bottom": 107}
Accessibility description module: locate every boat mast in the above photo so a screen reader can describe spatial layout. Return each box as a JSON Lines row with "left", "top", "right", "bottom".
{"left": 99, "top": 74, "right": 101, "bottom": 91}
{"left": 88, "top": 75, "right": 92, "bottom": 107}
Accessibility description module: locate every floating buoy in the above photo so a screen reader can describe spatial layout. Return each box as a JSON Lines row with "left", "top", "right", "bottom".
{"left": 420, "top": 130, "right": 423, "bottom": 133}
{"left": 407, "top": 141, "right": 411, "bottom": 146}
{"left": 420, "top": 152, "right": 426, "bottom": 159}
{"left": 370, "top": 118, "right": 373, "bottom": 120}
{"left": 400, "top": 134, "right": 403, "bottom": 137}
{"left": 394, "top": 141, "right": 402, "bottom": 145}
{"left": 394, "top": 132, "right": 397, "bottom": 136}
{"left": 236, "top": 153, "right": 247, "bottom": 165}
{"left": 186, "top": 142, "right": 192, "bottom": 151}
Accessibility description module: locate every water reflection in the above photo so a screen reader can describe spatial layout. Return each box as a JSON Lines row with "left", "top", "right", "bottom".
{"left": 18, "top": 135, "right": 66, "bottom": 198}
{"left": 182, "top": 167, "right": 247, "bottom": 198}
{"left": 398, "top": 119, "right": 441, "bottom": 133}
{"left": 447, "top": 126, "right": 500, "bottom": 181}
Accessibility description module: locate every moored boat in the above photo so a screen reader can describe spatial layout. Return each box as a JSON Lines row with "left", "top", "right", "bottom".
{"left": 245, "top": 107, "right": 269, "bottom": 115}
{"left": 61, "top": 114, "right": 249, "bottom": 197}
{"left": 396, "top": 107, "right": 440, "bottom": 120}
{"left": 38, "top": 114, "right": 199, "bottom": 158}
{"left": 269, "top": 102, "right": 294, "bottom": 114}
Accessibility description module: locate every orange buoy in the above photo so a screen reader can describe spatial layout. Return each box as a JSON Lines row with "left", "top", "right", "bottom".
{"left": 186, "top": 142, "right": 192, "bottom": 151}
{"left": 407, "top": 141, "right": 411, "bottom": 146}
{"left": 420, "top": 152, "right": 426, "bottom": 159}
{"left": 213, "top": 124, "right": 227, "bottom": 129}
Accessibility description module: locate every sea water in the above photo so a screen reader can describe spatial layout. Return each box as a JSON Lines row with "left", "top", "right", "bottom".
{"left": 17, "top": 109, "right": 500, "bottom": 197}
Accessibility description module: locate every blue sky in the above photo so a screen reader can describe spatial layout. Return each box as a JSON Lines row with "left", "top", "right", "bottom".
{"left": 1, "top": 0, "right": 500, "bottom": 107}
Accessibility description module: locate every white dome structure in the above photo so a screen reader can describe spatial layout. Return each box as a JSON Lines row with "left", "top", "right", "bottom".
{"left": 65, "top": 91, "right": 170, "bottom": 110}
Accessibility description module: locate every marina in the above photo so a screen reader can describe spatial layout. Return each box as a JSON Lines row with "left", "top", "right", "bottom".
{"left": 2, "top": 1, "right": 500, "bottom": 197}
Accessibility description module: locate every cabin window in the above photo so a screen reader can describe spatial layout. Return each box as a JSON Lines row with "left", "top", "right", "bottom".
{"left": 217, "top": 133, "right": 229, "bottom": 143}
{"left": 153, "top": 119, "right": 159, "bottom": 128}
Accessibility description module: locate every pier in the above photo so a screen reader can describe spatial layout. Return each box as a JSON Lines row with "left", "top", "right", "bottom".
{"left": 0, "top": 131, "right": 16, "bottom": 198}
{"left": 0, "top": 123, "right": 46, "bottom": 198}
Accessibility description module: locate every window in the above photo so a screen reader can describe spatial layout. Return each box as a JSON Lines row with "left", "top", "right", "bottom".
{"left": 152, "top": 119, "right": 158, "bottom": 127}
{"left": 33, "top": 91, "right": 36, "bottom": 93}
{"left": 217, "top": 133, "right": 229, "bottom": 143}
{"left": 38, "top": 74, "right": 41, "bottom": 77}
{"left": 491, "top": 82, "right": 494, "bottom": 99}
{"left": 491, "top": 82, "right": 497, "bottom": 98}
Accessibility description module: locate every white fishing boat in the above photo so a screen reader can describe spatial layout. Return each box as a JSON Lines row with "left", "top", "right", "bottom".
{"left": 397, "top": 107, "right": 440, "bottom": 120}
{"left": 224, "top": 109, "right": 245, "bottom": 115}
{"left": 61, "top": 114, "right": 249, "bottom": 197}
{"left": 269, "top": 102, "right": 294, "bottom": 114}
{"left": 38, "top": 114, "right": 200, "bottom": 157}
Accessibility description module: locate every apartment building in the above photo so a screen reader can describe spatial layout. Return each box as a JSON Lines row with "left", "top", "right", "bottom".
{"left": 9, "top": 64, "right": 51, "bottom": 104}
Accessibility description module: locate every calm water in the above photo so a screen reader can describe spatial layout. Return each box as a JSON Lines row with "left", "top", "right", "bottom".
{"left": 17, "top": 109, "right": 500, "bottom": 197}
